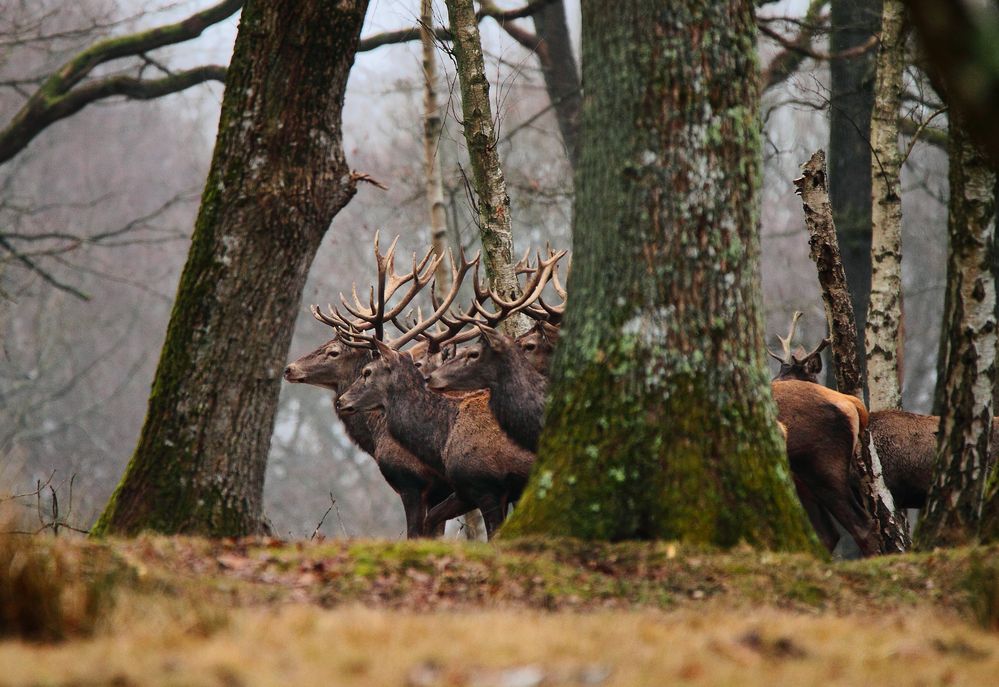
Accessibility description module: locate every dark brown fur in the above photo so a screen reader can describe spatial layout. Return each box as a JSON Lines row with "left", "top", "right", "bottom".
{"left": 337, "top": 343, "right": 534, "bottom": 538}
{"left": 284, "top": 338, "right": 452, "bottom": 538}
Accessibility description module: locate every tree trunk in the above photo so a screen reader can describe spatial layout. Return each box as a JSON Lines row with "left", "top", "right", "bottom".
{"left": 502, "top": 0, "right": 819, "bottom": 552}
{"left": 92, "top": 0, "right": 369, "bottom": 537}
{"left": 916, "top": 119, "right": 997, "bottom": 548}
{"left": 829, "top": 0, "right": 882, "bottom": 387}
{"left": 865, "top": 0, "right": 906, "bottom": 411}
{"left": 444, "top": 0, "right": 526, "bottom": 335}
{"left": 795, "top": 150, "right": 910, "bottom": 554}
{"left": 531, "top": 1, "right": 581, "bottom": 169}
{"left": 421, "top": 0, "right": 453, "bottom": 301}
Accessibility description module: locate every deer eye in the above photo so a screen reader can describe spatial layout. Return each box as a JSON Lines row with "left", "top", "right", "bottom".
{"left": 327, "top": 349, "right": 340, "bottom": 358}
{"left": 363, "top": 368, "right": 372, "bottom": 378}
{"left": 468, "top": 350, "right": 479, "bottom": 360}
{"left": 414, "top": 360, "right": 423, "bottom": 369}
{"left": 524, "top": 343, "right": 536, "bottom": 352}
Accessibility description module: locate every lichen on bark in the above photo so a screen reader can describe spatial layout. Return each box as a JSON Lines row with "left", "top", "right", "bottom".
{"left": 502, "top": 0, "right": 820, "bottom": 553}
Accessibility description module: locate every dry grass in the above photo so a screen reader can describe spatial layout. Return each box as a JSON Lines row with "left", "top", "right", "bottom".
{"left": 2, "top": 535, "right": 999, "bottom": 685}
{"left": 1, "top": 603, "right": 997, "bottom": 686}
{"left": 0, "top": 531, "right": 122, "bottom": 642}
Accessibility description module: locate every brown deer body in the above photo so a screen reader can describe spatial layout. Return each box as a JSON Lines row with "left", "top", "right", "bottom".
{"left": 284, "top": 337, "right": 452, "bottom": 538}
{"left": 337, "top": 342, "right": 534, "bottom": 538}
{"left": 428, "top": 325, "right": 548, "bottom": 453}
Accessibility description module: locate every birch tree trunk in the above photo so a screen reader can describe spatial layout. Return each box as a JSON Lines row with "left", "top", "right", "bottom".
{"left": 421, "top": 0, "right": 452, "bottom": 300}
{"left": 916, "top": 120, "right": 997, "bottom": 548}
{"left": 503, "top": 0, "right": 820, "bottom": 552}
{"left": 444, "top": 0, "right": 526, "bottom": 335}
{"left": 865, "top": 0, "right": 907, "bottom": 411}
{"left": 423, "top": 0, "right": 484, "bottom": 542}
{"left": 796, "top": 150, "right": 910, "bottom": 554}
{"left": 92, "top": 0, "right": 369, "bottom": 537}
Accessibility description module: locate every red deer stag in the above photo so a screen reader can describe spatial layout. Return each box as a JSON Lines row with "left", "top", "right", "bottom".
{"left": 769, "top": 315, "right": 999, "bottom": 510}
{"left": 333, "top": 251, "right": 559, "bottom": 537}
{"left": 284, "top": 235, "right": 453, "bottom": 538}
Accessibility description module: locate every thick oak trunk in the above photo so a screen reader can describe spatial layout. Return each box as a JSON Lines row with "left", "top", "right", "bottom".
{"left": 917, "top": 120, "right": 998, "bottom": 548}
{"left": 502, "top": 0, "right": 819, "bottom": 551}
{"left": 92, "top": 0, "right": 369, "bottom": 537}
{"left": 865, "top": 0, "right": 907, "bottom": 411}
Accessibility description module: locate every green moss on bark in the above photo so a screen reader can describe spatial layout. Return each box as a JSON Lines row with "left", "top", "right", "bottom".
{"left": 92, "top": 0, "right": 369, "bottom": 538}
{"left": 502, "top": 0, "right": 819, "bottom": 553}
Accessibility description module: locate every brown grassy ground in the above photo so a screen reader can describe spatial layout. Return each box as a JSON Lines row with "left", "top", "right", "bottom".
{"left": 2, "top": 535, "right": 999, "bottom": 686}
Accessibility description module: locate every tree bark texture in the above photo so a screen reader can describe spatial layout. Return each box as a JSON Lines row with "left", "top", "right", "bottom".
{"left": 829, "top": 0, "right": 882, "bottom": 383}
{"left": 502, "top": 0, "right": 820, "bottom": 552}
{"left": 444, "top": 0, "right": 526, "bottom": 335}
{"left": 795, "top": 149, "right": 910, "bottom": 553}
{"left": 421, "top": 0, "right": 452, "bottom": 300}
{"left": 917, "top": 120, "right": 998, "bottom": 548}
{"left": 92, "top": 0, "right": 369, "bottom": 537}
{"left": 865, "top": 0, "right": 907, "bottom": 411}
{"left": 795, "top": 151, "right": 865, "bottom": 399}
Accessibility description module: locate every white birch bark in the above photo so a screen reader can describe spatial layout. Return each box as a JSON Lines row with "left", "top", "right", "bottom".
{"left": 865, "top": 0, "right": 907, "bottom": 411}
{"left": 421, "top": 0, "right": 452, "bottom": 300}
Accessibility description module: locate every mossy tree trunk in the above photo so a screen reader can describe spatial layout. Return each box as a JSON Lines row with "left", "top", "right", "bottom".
{"left": 829, "top": 0, "right": 882, "bottom": 388}
{"left": 444, "top": 0, "right": 526, "bottom": 335}
{"left": 865, "top": 0, "right": 907, "bottom": 411}
{"left": 502, "top": 0, "right": 820, "bottom": 552}
{"left": 92, "top": 0, "right": 369, "bottom": 537}
{"left": 916, "top": 119, "right": 997, "bottom": 548}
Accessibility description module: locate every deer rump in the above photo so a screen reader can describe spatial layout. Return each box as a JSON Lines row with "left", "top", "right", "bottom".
{"left": 771, "top": 380, "right": 873, "bottom": 552}
{"left": 869, "top": 410, "right": 999, "bottom": 509}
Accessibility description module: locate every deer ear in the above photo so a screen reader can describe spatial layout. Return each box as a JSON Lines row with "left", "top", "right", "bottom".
{"left": 374, "top": 339, "right": 397, "bottom": 361}
{"left": 803, "top": 353, "right": 823, "bottom": 376}
{"left": 477, "top": 324, "right": 507, "bottom": 351}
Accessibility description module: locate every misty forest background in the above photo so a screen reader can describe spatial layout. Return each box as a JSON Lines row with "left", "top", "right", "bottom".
{"left": 0, "top": 0, "right": 948, "bottom": 538}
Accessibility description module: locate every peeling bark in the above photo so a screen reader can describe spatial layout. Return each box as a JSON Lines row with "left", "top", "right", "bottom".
{"left": 917, "top": 120, "right": 997, "bottom": 548}
{"left": 444, "top": 0, "right": 526, "bottom": 335}
{"left": 795, "top": 150, "right": 910, "bottom": 554}
{"left": 865, "top": 0, "right": 907, "bottom": 411}
{"left": 92, "top": 0, "right": 369, "bottom": 537}
{"left": 503, "top": 1, "right": 820, "bottom": 552}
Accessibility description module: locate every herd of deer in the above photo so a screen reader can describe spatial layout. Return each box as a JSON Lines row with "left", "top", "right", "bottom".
{"left": 284, "top": 236, "right": 998, "bottom": 553}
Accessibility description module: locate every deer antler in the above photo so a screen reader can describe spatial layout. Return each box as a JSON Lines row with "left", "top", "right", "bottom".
{"left": 768, "top": 311, "right": 830, "bottom": 366}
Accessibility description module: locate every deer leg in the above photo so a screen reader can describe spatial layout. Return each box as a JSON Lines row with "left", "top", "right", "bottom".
{"left": 399, "top": 489, "right": 428, "bottom": 539}
{"left": 475, "top": 493, "right": 506, "bottom": 540}
{"left": 793, "top": 477, "right": 840, "bottom": 552}
{"left": 811, "top": 483, "right": 878, "bottom": 557}
{"left": 426, "top": 493, "right": 475, "bottom": 534}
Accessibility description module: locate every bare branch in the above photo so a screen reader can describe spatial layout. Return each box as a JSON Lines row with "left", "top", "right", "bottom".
{"left": 0, "top": 0, "right": 241, "bottom": 166}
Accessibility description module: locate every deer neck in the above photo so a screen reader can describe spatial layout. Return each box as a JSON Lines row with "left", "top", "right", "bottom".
{"left": 382, "top": 367, "right": 457, "bottom": 471}
{"left": 489, "top": 349, "right": 547, "bottom": 452}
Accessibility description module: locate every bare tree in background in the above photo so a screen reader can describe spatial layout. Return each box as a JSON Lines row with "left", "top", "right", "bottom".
{"left": 829, "top": 0, "right": 881, "bottom": 384}
{"left": 865, "top": 0, "right": 907, "bottom": 411}
{"left": 93, "top": 0, "right": 370, "bottom": 537}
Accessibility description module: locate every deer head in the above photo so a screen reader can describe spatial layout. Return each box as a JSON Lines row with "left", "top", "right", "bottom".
{"left": 768, "top": 311, "right": 829, "bottom": 384}
{"left": 283, "top": 336, "right": 372, "bottom": 393}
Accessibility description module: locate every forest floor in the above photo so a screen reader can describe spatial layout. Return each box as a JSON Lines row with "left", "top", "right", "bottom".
{"left": 3, "top": 535, "right": 999, "bottom": 686}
